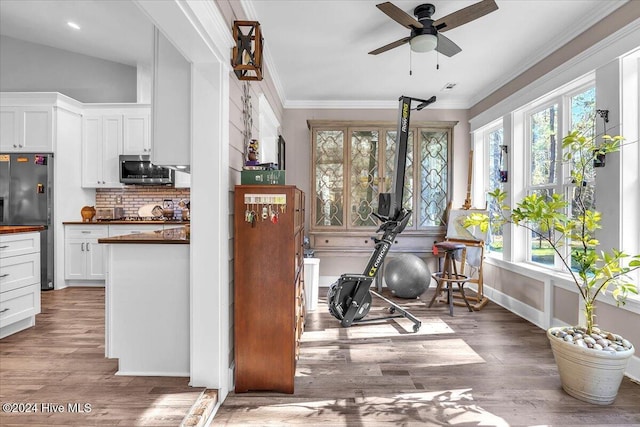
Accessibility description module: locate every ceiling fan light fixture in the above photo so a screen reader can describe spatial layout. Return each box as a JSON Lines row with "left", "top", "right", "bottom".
{"left": 410, "top": 33, "right": 437, "bottom": 53}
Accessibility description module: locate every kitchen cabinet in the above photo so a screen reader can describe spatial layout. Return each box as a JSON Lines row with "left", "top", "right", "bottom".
{"left": 0, "top": 106, "right": 53, "bottom": 152}
{"left": 122, "top": 108, "right": 151, "bottom": 155}
{"left": 152, "top": 29, "right": 190, "bottom": 169}
{"left": 82, "top": 114, "right": 123, "bottom": 188}
{"left": 64, "top": 226, "right": 108, "bottom": 281}
{"left": 233, "top": 185, "right": 305, "bottom": 394}
{"left": 0, "top": 231, "right": 41, "bottom": 339}
{"left": 82, "top": 105, "right": 153, "bottom": 187}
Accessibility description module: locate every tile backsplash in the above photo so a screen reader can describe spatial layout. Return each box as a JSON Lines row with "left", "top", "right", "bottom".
{"left": 96, "top": 187, "right": 191, "bottom": 218}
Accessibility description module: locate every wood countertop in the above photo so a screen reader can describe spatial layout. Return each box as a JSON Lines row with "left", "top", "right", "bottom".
{"left": 98, "top": 227, "right": 190, "bottom": 244}
{"left": 63, "top": 220, "right": 189, "bottom": 225}
{"left": 0, "top": 225, "right": 46, "bottom": 235}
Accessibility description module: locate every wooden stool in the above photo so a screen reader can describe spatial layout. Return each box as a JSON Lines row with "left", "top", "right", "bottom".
{"left": 428, "top": 241, "right": 473, "bottom": 316}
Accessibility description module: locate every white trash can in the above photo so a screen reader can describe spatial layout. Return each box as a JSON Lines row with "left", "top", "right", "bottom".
{"left": 303, "top": 258, "right": 320, "bottom": 311}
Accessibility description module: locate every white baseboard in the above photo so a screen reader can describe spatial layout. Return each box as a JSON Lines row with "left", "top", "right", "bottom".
{"left": 115, "top": 370, "right": 190, "bottom": 377}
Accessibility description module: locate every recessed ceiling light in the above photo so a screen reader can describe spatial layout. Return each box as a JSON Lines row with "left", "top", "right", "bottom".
{"left": 67, "top": 21, "right": 81, "bottom": 30}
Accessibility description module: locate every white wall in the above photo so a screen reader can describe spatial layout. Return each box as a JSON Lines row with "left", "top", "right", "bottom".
{"left": 0, "top": 35, "right": 137, "bottom": 103}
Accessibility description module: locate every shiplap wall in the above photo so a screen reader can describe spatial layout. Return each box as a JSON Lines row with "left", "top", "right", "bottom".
{"left": 216, "top": 0, "right": 285, "bottom": 372}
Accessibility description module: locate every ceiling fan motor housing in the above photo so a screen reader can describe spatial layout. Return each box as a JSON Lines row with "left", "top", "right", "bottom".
{"left": 412, "top": 4, "right": 437, "bottom": 37}
{"left": 414, "top": 3, "right": 436, "bottom": 20}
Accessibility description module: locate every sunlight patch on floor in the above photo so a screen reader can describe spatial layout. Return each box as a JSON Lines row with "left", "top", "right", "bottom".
{"left": 302, "top": 316, "right": 454, "bottom": 342}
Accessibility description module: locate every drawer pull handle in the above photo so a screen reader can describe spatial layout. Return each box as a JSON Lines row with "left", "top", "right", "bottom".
{"left": 0, "top": 308, "right": 9, "bottom": 314}
{"left": 82, "top": 231, "right": 91, "bottom": 234}
{"left": 0, "top": 245, "right": 9, "bottom": 249}
{"left": 0, "top": 273, "right": 9, "bottom": 278}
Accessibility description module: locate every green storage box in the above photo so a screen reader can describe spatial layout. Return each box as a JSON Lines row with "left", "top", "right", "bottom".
{"left": 241, "top": 170, "right": 286, "bottom": 185}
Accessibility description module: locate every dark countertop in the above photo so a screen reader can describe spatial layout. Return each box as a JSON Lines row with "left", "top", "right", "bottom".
{"left": 0, "top": 225, "right": 46, "bottom": 235}
{"left": 98, "top": 227, "right": 190, "bottom": 244}
{"left": 63, "top": 220, "right": 189, "bottom": 225}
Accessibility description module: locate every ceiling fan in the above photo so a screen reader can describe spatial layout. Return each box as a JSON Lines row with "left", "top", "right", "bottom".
{"left": 369, "top": 0, "right": 498, "bottom": 57}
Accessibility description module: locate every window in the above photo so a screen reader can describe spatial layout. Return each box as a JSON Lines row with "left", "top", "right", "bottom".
{"left": 473, "top": 122, "right": 504, "bottom": 256}
{"left": 310, "top": 122, "right": 453, "bottom": 233}
{"left": 524, "top": 85, "right": 596, "bottom": 269}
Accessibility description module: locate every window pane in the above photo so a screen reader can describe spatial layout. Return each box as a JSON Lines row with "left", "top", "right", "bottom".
{"left": 569, "top": 87, "right": 596, "bottom": 270}
{"left": 385, "top": 131, "right": 414, "bottom": 226}
{"left": 419, "top": 130, "right": 448, "bottom": 227}
{"left": 350, "top": 131, "right": 379, "bottom": 227}
{"left": 529, "top": 188, "right": 555, "bottom": 267}
{"left": 530, "top": 105, "right": 559, "bottom": 186}
{"left": 488, "top": 128, "right": 504, "bottom": 253}
{"left": 315, "top": 130, "right": 344, "bottom": 226}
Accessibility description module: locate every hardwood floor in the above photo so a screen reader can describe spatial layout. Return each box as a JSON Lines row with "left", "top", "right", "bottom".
{"left": 215, "top": 289, "right": 640, "bottom": 426}
{"left": 0, "top": 287, "right": 203, "bottom": 426}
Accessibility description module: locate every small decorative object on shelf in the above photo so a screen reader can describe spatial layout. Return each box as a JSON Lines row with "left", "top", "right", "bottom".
{"left": 231, "top": 21, "right": 264, "bottom": 81}
{"left": 81, "top": 206, "right": 96, "bottom": 222}
{"left": 246, "top": 139, "right": 260, "bottom": 166}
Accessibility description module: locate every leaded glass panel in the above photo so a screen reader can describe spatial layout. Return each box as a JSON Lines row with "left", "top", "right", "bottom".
{"left": 350, "top": 130, "right": 379, "bottom": 227}
{"left": 419, "top": 130, "right": 448, "bottom": 227}
{"left": 315, "top": 130, "right": 344, "bottom": 226}
{"left": 386, "top": 130, "right": 414, "bottom": 226}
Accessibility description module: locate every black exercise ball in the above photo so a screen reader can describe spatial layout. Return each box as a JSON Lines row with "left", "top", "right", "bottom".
{"left": 384, "top": 254, "right": 431, "bottom": 298}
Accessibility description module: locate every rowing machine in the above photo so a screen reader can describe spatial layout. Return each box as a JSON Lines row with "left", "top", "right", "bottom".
{"left": 327, "top": 95, "right": 436, "bottom": 332}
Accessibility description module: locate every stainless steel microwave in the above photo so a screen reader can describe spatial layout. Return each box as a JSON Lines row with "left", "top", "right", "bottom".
{"left": 119, "top": 155, "right": 174, "bottom": 185}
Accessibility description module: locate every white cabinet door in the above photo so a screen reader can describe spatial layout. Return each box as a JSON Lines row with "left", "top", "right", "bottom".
{"left": 0, "top": 106, "right": 52, "bottom": 152}
{"left": 0, "top": 108, "right": 18, "bottom": 151}
{"left": 82, "top": 115, "right": 102, "bottom": 187}
{"left": 64, "top": 226, "right": 108, "bottom": 281}
{"left": 123, "top": 112, "right": 151, "bottom": 155}
{"left": 64, "top": 239, "right": 87, "bottom": 280}
{"left": 152, "top": 29, "right": 190, "bottom": 168}
{"left": 102, "top": 115, "right": 123, "bottom": 187}
{"left": 82, "top": 114, "right": 123, "bottom": 188}
{"left": 85, "top": 240, "right": 106, "bottom": 280}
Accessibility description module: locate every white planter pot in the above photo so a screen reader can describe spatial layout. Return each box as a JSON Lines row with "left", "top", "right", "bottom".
{"left": 547, "top": 327, "right": 635, "bottom": 405}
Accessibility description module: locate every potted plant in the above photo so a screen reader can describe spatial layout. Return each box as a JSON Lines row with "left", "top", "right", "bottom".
{"left": 466, "top": 130, "right": 640, "bottom": 405}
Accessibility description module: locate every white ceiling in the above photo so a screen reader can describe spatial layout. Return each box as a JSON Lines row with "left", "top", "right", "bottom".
{"left": 0, "top": 0, "right": 629, "bottom": 109}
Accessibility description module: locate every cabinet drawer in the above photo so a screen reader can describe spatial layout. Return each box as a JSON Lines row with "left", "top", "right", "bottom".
{"left": 0, "top": 232, "right": 40, "bottom": 259}
{"left": 0, "top": 252, "right": 40, "bottom": 294}
{"left": 0, "top": 283, "right": 40, "bottom": 328}
{"left": 65, "top": 226, "right": 108, "bottom": 239}
{"left": 108, "top": 225, "right": 161, "bottom": 237}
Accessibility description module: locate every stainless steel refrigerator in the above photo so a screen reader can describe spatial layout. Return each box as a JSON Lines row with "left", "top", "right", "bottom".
{"left": 0, "top": 153, "right": 54, "bottom": 290}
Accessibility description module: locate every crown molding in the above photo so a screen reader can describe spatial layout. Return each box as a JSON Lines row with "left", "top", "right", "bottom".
{"left": 283, "top": 99, "right": 468, "bottom": 110}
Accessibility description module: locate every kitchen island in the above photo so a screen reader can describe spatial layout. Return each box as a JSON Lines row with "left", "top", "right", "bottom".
{"left": 98, "top": 227, "right": 189, "bottom": 376}
{"left": 0, "top": 226, "right": 44, "bottom": 338}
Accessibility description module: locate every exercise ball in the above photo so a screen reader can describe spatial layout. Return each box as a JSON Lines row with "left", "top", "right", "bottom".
{"left": 384, "top": 254, "right": 431, "bottom": 298}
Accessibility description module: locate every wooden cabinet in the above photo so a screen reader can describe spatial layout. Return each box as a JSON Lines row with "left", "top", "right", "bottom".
{"left": 0, "top": 232, "right": 41, "bottom": 339}
{"left": 64, "top": 226, "right": 108, "bottom": 281}
{"left": 234, "top": 185, "right": 305, "bottom": 394}
{"left": 0, "top": 106, "right": 53, "bottom": 152}
{"left": 82, "top": 114, "right": 123, "bottom": 188}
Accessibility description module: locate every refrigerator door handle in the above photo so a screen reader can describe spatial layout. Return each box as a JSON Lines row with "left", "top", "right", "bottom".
{"left": 81, "top": 242, "right": 85, "bottom": 251}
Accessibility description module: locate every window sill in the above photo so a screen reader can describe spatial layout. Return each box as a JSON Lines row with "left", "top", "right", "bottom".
{"left": 483, "top": 256, "right": 640, "bottom": 314}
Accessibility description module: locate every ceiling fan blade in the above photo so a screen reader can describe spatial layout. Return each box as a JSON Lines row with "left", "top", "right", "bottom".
{"left": 436, "top": 33, "right": 462, "bottom": 57}
{"left": 376, "top": 2, "right": 423, "bottom": 29}
{"left": 368, "top": 36, "right": 411, "bottom": 55}
{"left": 433, "top": 0, "right": 498, "bottom": 32}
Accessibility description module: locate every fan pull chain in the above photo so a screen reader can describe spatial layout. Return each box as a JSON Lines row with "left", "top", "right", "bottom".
{"left": 436, "top": 50, "right": 440, "bottom": 70}
{"left": 409, "top": 49, "right": 413, "bottom": 76}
